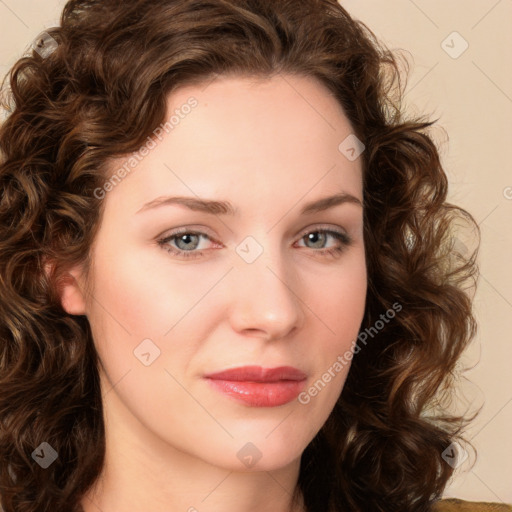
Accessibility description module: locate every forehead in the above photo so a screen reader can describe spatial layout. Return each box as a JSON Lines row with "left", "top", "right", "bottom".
{"left": 167, "top": 73, "right": 354, "bottom": 152}
{"left": 104, "top": 74, "right": 363, "bottom": 214}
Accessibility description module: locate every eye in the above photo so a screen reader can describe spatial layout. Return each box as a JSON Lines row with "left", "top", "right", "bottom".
{"left": 157, "top": 227, "right": 353, "bottom": 260}
{"left": 295, "top": 228, "right": 352, "bottom": 258}
{"left": 157, "top": 229, "right": 218, "bottom": 260}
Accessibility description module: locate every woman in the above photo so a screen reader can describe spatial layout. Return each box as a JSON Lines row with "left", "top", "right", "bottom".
{"left": 0, "top": 0, "right": 499, "bottom": 511}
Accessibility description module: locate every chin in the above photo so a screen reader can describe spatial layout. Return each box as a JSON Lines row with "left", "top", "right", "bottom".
{"left": 204, "top": 435, "right": 307, "bottom": 473}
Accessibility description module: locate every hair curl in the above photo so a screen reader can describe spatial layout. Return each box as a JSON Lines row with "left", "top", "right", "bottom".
{"left": 0, "top": 0, "right": 480, "bottom": 511}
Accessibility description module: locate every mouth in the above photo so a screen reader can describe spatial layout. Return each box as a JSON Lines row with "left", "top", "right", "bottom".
{"left": 204, "top": 365, "right": 307, "bottom": 407}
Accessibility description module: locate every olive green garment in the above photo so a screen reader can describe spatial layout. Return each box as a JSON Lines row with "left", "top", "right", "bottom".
{"left": 432, "top": 498, "right": 512, "bottom": 511}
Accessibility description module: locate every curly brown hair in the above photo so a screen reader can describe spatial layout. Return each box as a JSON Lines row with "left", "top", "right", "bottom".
{"left": 0, "top": 0, "right": 481, "bottom": 511}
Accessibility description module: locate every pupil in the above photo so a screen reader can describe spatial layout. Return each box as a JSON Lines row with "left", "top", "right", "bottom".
{"left": 308, "top": 232, "right": 324, "bottom": 248}
{"left": 177, "top": 234, "right": 197, "bottom": 250}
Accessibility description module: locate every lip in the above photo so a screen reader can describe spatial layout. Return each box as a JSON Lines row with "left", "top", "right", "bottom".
{"left": 204, "top": 365, "right": 307, "bottom": 382}
{"left": 204, "top": 365, "right": 307, "bottom": 407}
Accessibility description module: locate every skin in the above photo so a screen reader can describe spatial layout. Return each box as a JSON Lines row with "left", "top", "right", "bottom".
{"left": 61, "top": 73, "right": 367, "bottom": 512}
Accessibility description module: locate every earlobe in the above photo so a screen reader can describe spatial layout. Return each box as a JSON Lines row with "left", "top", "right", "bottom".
{"left": 44, "top": 261, "right": 87, "bottom": 315}
{"left": 59, "top": 272, "right": 87, "bottom": 315}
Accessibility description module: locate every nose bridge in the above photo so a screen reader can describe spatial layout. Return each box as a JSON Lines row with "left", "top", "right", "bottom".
{"left": 229, "top": 232, "right": 305, "bottom": 339}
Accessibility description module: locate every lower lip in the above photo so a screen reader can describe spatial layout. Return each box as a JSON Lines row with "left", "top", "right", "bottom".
{"left": 205, "top": 378, "right": 306, "bottom": 407}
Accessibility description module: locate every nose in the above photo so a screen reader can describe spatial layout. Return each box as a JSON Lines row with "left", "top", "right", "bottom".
{"left": 228, "top": 241, "right": 305, "bottom": 342}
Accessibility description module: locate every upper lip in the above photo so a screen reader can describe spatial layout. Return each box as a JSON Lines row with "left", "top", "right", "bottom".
{"left": 204, "top": 365, "right": 307, "bottom": 382}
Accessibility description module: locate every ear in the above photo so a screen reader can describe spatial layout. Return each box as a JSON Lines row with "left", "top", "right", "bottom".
{"left": 44, "top": 261, "right": 87, "bottom": 315}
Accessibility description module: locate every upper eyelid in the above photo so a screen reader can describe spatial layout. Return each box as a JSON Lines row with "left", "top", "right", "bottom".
{"left": 159, "top": 223, "right": 348, "bottom": 237}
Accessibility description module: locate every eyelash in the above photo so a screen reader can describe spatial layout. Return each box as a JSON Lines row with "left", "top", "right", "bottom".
{"left": 157, "top": 227, "right": 353, "bottom": 260}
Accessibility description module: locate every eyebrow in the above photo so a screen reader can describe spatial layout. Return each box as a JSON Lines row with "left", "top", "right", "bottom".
{"left": 135, "top": 191, "right": 363, "bottom": 216}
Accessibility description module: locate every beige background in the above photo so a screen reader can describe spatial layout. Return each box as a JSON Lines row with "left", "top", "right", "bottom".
{"left": 1, "top": 0, "right": 511, "bottom": 504}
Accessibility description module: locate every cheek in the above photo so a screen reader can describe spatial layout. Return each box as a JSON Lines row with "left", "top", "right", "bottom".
{"left": 309, "top": 247, "right": 367, "bottom": 345}
{"left": 85, "top": 242, "right": 220, "bottom": 386}
{"left": 295, "top": 248, "right": 367, "bottom": 404}
{"left": 88, "top": 243, "right": 209, "bottom": 336}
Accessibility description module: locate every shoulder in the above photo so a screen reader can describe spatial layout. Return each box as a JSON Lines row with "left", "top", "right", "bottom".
{"left": 432, "top": 498, "right": 512, "bottom": 511}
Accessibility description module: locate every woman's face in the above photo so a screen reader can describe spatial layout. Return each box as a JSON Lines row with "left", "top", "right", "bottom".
{"left": 66, "top": 74, "right": 367, "bottom": 472}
